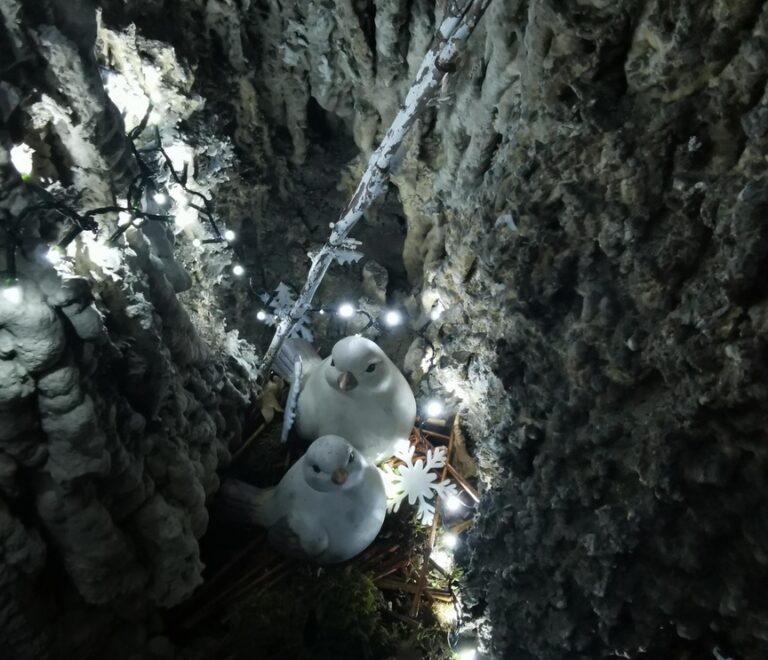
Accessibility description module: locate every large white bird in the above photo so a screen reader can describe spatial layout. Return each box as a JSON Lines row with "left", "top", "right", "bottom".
{"left": 219, "top": 435, "right": 386, "bottom": 563}
{"left": 276, "top": 335, "right": 417, "bottom": 462}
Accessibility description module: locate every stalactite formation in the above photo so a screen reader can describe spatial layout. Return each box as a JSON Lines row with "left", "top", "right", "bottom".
{"left": 2, "top": 1, "right": 768, "bottom": 659}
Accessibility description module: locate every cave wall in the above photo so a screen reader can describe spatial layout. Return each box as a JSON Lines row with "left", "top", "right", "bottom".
{"left": 1, "top": 2, "right": 256, "bottom": 657}
{"left": 2, "top": 0, "right": 768, "bottom": 659}
{"left": 435, "top": 3, "right": 768, "bottom": 659}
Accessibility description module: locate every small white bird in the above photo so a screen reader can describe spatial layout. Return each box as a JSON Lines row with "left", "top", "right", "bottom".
{"left": 276, "top": 335, "right": 417, "bottom": 462}
{"left": 219, "top": 435, "right": 386, "bottom": 563}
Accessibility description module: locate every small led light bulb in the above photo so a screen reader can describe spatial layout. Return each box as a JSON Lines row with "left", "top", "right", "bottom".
{"left": 257, "top": 310, "right": 269, "bottom": 321}
{"left": 46, "top": 247, "right": 64, "bottom": 265}
{"left": 223, "top": 229, "right": 236, "bottom": 242}
{"left": 232, "top": 264, "right": 245, "bottom": 277}
{"left": 442, "top": 533, "right": 458, "bottom": 550}
{"left": 2, "top": 284, "right": 22, "bottom": 304}
{"left": 192, "top": 238, "right": 202, "bottom": 248}
{"left": 445, "top": 494, "right": 462, "bottom": 512}
{"left": 153, "top": 192, "right": 168, "bottom": 205}
{"left": 338, "top": 302, "right": 355, "bottom": 318}
{"left": 10, "top": 144, "right": 34, "bottom": 177}
{"left": 384, "top": 310, "right": 402, "bottom": 327}
{"left": 174, "top": 206, "right": 196, "bottom": 229}
{"left": 431, "top": 548, "right": 455, "bottom": 572}
{"left": 165, "top": 143, "right": 192, "bottom": 172}
{"left": 425, "top": 399, "right": 444, "bottom": 418}
{"left": 457, "top": 648, "right": 477, "bottom": 660}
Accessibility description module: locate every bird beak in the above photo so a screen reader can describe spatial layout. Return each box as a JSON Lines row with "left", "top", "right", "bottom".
{"left": 331, "top": 468, "right": 348, "bottom": 485}
{"left": 337, "top": 371, "right": 358, "bottom": 391}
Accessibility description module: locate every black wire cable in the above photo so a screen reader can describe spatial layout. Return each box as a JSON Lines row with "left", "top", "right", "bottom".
{"left": 7, "top": 110, "right": 248, "bottom": 277}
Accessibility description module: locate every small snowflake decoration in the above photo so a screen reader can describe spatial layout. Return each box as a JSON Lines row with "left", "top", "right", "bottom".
{"left": 380, "top": 444, "right": 458, "bottom": 525}
{"left": 308, "top": 238, "right": 364, "bottom": 267}
{"left": 259, "top": 282, "right": 314, "bottom": 342}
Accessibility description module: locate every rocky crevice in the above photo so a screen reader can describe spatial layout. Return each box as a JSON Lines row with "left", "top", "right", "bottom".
{"left": 2, "top": 0, "right": 768, "bottom": 658}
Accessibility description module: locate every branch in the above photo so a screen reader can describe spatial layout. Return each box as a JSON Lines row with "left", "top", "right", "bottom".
{"left": 255, "top": 0, "right": 493, "bottom": 388}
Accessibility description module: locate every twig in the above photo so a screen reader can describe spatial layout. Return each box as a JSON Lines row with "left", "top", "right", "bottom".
{"left": 200, "top": 537, "right": 263, "bottom": 594}
{"left": 374, "top": 557, "right": 413, "bottom": 581}
{"left": 230, "top": 422, "right": 266, "bottom": 463}
{"left": 250, "top": 563, "right": 295, "bottom": 599}
{"left": 445, "top": 462, "right": 480, "bottom": 503}
{"left": 376, "top": 578, "right": 453, "bottom": 602}
{"left": 419, "top": 431, "right": 480, "bottom": 503}
{"left": 449, "top": 519, "right": 474, "bottom": 535}
{"left": 410, "top": 416, "right": 457, "bottom": 616}
{"left": 429, "top": 558, "right": 451, "bottom": 579}
{"left": 254, "top": 0, "right": 493, "bottom": 389}
{"left": 182, "top": 555, "right": 292, "bottom": 629}
{"left": 357, "top": 542, "right": 402, "bottom": 569}
{"left": 422, "top": 427, "right": 451, "bottom": 439}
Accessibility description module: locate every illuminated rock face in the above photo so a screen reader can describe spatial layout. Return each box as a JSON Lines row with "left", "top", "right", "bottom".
{"left": 1, "top": 4, "right": 254, "bottom": 657}
{"left": 3, "top": 0, "right": 768, "bottom": 659}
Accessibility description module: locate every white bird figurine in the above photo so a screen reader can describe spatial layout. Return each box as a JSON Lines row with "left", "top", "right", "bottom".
{"left": 219, "top": 435, "right": 386, "bottom": 563}
{"left": 275, "top": 335, "right": 417, "bottom": 462}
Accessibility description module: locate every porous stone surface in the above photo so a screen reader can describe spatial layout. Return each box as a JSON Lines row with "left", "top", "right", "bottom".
{"left": 1, "top": 2, "right": 256, "bottom": 657}
{"left": 433, "top": 3, "right": 768, "bottom": 659}
{"left": 3, "top": 0, "right": 768, "bottom": 659}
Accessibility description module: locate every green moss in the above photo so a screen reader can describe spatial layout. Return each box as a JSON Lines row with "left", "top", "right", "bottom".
{"left": 312, "top": 568, "right": 389, "bottom": 658}
{"left": 228, "top": 566, "right": 393, "bottom": 660}
{"left": 192, "top": 481, "right": 454, "bottom": 659}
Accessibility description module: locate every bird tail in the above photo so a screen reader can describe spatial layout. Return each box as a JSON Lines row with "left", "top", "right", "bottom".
{"left": 273, "top": 338, "right": 319, "bottom": 381}
{"left": 217, "top": 478, "right": 275, "bottom": 527}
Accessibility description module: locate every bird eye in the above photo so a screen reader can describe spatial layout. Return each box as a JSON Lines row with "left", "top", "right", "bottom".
{"left": 366, "top": 363, "right": 376, "bottom": 373}
{"left": 348, "top": 452, "right": 355, "bottom": 464}
{"left": 312, "top": 464, "right": 320, "bottom": 473}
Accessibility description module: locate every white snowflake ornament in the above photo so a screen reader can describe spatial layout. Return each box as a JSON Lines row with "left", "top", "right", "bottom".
{"left": 380, "top": 444, "right": 458, "bottom": 525}
{"left": 307, "top": 238, "right": 364, "bottom": 266}
{"left": 259, "top": 282, "right": 314, "bottom": 342}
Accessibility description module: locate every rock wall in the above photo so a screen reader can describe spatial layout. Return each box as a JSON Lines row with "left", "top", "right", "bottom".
{"left": 3, "top": 0, "right": 768, "bottom": 658}
{"left": 434, "top": 2, "right": 768, "bottom": 659}
{"left": 1, "top": 2, "right": 256, "bottom": 657}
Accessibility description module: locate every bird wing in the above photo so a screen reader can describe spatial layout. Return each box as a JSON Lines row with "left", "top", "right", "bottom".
{"left": 272, "top": 338, "right": 321, "bottom": 381}
{"left": 268, "top": 513, "right": 328, "bottom": 560}
{"left": 280, "top": 358, "right": 302, "bottom": 442}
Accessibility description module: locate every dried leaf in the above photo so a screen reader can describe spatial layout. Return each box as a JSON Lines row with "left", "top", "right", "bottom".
{"left": 259, "top": 376, "right": 284, "bottom": 423}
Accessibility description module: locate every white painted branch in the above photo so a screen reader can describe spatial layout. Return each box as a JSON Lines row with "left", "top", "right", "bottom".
{"left": 255, "top": 0, "right": 493, "bottom": 389}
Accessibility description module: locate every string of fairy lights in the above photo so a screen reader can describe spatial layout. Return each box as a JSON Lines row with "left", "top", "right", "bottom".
{"left": 4, "top": 97, "right": 478, "bottom": 658}
{"left": 2, "top": 117, "right": 248, "bottom": 302}
{"left": 6, "top": 120, "right": 456, "bottom": 452}
{"left": 254, "top": 294, "right": 451, "bottom": 419}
